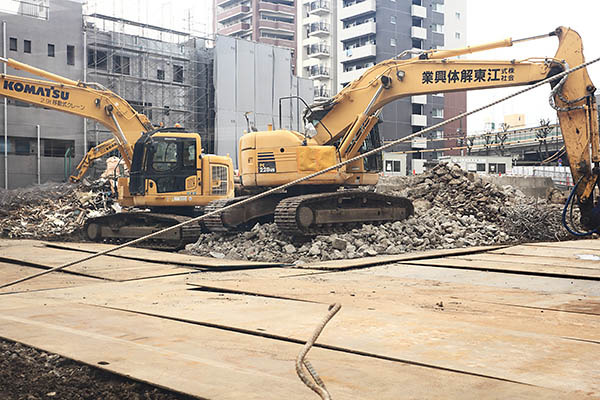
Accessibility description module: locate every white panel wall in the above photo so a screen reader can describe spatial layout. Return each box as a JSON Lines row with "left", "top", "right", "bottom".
{"left": 214, "top": 36, "right": 315, "bottom": 168}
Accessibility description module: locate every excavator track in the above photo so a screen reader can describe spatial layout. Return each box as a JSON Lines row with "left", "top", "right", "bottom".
{"left": 203, "top": 194, "right": 286, "bottom": 233}
{"left": 274, "top": 191, "right": 414, "bottom": 236}
{"left": 202, "top": 198, "right": 248, "bottom": 232}
{"left": 83, "top": 212, "right": 203, "bottom": 251}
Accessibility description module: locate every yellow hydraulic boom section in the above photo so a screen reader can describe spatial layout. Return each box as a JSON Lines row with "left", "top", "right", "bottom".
{"left": 0, "top": 56, "right": 152, "bottom": 171}
{"left": 238, "top": 26, "right": 599, "bottom": 232}
{"left": 0, "top": 57, "right": 235, "bottom": 210}
{"left": 242, "top": 27, "right": 598, "bottom": 191}
{"left": 69, "top": 138, "right": 119, "bottom": 182}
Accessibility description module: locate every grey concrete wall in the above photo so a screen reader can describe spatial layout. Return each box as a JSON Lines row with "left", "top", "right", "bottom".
{"left": 489, "top": 175, "right": 555, "bottom": 199}
{"left": 214, "top": 35, "right": 314, "bottom": 168}
{"left": 0, "top": 0, "right": 84, "bottom": 189}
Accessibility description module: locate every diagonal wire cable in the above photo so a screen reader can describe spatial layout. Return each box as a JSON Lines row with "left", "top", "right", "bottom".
{"left": 1, "top": 56, "right": 599, "bottom": 290}
{"left": 296, "top": 303, "right": 342, "bottom": 399}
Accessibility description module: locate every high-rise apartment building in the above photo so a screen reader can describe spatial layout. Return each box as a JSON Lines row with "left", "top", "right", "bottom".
{"left": 297, "top": 0, "right": 337, "bottom": 100}
{"left": 441, "top": 0, "right": 467, "bottom": 155}
{"left": 298, "top": 0, "right": 467, "bottom": 171}
{"left": 214, "top": 0, "right": 297, "bottom": 72}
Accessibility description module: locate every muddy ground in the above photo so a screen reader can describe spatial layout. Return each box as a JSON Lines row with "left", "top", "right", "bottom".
{"left": 0, "top": 338, "right": 199, "bottom": 400}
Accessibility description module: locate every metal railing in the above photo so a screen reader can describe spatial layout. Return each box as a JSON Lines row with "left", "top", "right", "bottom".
{"left": 314, "top": 87, "right": 330, "bottom": 98}
{"left": 309, "top": 22, "right": 330, "bottom": 33}
{"left": 0, "top": 0, "right": 49, "bottom": 20}
{"left": 307, "top": 44, "right": 330, "bottom": 55}
{"left": 309, "top": 65, "right": 330, "bottom": 77}
{"left": 309, "top": 0, "right": 330, "bottom": 11}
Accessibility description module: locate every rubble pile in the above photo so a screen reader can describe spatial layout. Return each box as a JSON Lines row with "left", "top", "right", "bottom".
{"left": 0, "top": 180, "right": 114, "bottom": 239}
{"left": 186, "top": 163, "right": 576, "bottom": 263}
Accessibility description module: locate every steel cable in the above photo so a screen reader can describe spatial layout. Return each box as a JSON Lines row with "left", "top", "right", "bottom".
{"left": 295, "top": 303, "right": 341, "bottom": 400}
{"left": 1, "top": 56, "right": 599, "bottom": 290}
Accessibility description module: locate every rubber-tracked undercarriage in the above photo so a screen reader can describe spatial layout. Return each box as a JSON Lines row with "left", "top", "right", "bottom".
{"left": 203, "top": 189, "right": 414, "bottom": 236}
{"left": 84, "top": 212, "right": 204, "bottom": 250}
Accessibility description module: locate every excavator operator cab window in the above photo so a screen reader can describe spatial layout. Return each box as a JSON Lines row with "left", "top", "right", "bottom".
{"left": 152, "top": 141, "right": 178, "bottom": 172}
{"left": 182, "top": 141, "right": 196, "bottom": 169}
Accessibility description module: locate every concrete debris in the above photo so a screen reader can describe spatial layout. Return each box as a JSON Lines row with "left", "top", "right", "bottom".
{"left": 0, "top": 179, "right": 115, "bottom": 239}
{"left": 186, "top": 163, "right": 582, "bottom": 263}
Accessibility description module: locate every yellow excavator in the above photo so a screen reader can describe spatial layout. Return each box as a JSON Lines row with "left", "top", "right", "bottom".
{"left": 205, "top": 26, "right": 599, "bottom": 235}
{"left": 0, "top": 57, "right": 234, "bottom": 248}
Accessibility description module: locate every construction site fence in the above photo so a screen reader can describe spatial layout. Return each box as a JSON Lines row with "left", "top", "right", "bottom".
{"left": 510, "top": 165, "right": 574, "bottom": 187}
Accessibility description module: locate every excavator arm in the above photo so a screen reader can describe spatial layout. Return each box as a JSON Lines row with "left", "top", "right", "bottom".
{"left": 69, "top": 138, "right": 118, "bottom": 182}
{"left": 304, "top": 26, "right": 599, "bottom": 231}
{"left": 0, "top": 57, "right": 153, "bottom": 177}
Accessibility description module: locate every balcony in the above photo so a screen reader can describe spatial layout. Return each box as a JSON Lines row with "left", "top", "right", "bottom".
{"left": 309, "top": 65, "right": 330, "bottom": 79}
{"left": 259, "top": 19, "right": 295, "bottom": 32}
{"left": 411, "top": 4, "right": 426, "bottom": 19}
{"left": 260, "top": 37, "right": 296, "bottom": 48}
{"left": 411, "top": 26, "right": 427, "bottom": 40}
{"left": 217, "top": 0, "right": 243, "bottom": 8}
{"left": 411, "top": 95, "right": 427, "bottom": 105}
{"left": 307, "top": 43, "right": 330, "bottom": 58}
{"left": 258, "top": 1, "right": 295, "bottom": 15}
{"left": 339, "top": 68, "right": 364, "bottom": 85}
{"left": 314, "top": 87, "right": 331, "bottom": 98}
{"left": 339, "top": 21, "right": 376, "bottom": 42}
{"left": 411, "top": 114, "right": 427, "bottom": 127}
{"left": 340, "top": 44, "right": 376, "bottom": 62}
{"left": 339, "top": 0, "right": 376, "bottom": 21}
{"left": 219, "top": 22, "right": 251, "bottom": 35}
{"left": 308, "top": 22, "right": 330, "bottom": 37}
{"left": 308, "top": 0, "right": 330, "bottom": 15}
{"left": 411, "top": 136, "right": 427, "bottom": 149}
{"left": 217, "top": 5, "right": 250, "bottom": 23}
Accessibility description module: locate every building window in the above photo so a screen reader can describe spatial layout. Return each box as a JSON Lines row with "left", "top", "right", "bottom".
{"left": 15, "top": 138, "right": 32, "bottom": 155}
{"left": 431, "top": 24, "right": 444, "bottom": 34}
{"left": 23, "top": 40, "right": 31, "bottom": 53}
{"left": 476, "top": 163, "right": 486, "bottom": 172}
{"left": 43, "top": 139, "right": 75, "bottom": 158}
{"left": 157, "top": 69, "right": 165, "bottom": 80}
{"left": 412, "top": 0, "right": 422, "bottom": 5}
{"left": 390, "top": 38, "right": 396, "bottom": 47}
{"left": 432, "top": 2, "right": 444, "bottom": 12}
{"left": 385, "top": 160, "right": 402, "bottom": 172}
{"left": 455, "top": 32, "right": 461, "bottom": 39}
{"left": 87, "top": 49, "right": 108, "bottom": 70}
{"left": 113, "top": 55, "right": 130, "bottom": 75}
{"left": 412, "top": 39, "right": 423, "bottom": 49}
{"left": 173, "top": 65, "right": 184, "bottom": 83}
{"left": 434, "top": 130, "right": 443, "bottom": 139}
{"left": 47, "top": 43, "right": 55, "bottom": 57}
{"left": 67, "top": 45, "right": 75, "bottom": 65}
{"left": 432, "top": 108, "right": 444, "bottom": 118}
{"left": 390, "top": 16, "right": 396, "bottom": 24}
{"left": 9, "top": 37, "right": 17, "bottom": 51}
{"left": 412, "top": 104, "right": 423, "bottom": 114}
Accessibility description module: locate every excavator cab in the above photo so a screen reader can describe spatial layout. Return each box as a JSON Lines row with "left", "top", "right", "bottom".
{"left": 129, "top": 127, "right": 200, "bottom": 196}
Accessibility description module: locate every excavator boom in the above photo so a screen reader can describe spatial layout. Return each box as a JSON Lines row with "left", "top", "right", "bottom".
{"left": 0, "top": 57, "right": 235, "bottom": 248}
{"left": 218, "top": 26, "right": 600, "bottom": 235}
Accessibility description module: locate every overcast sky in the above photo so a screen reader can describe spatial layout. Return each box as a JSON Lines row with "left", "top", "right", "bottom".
{"left": 464, "top": 0, "right": 600, "bottom": 133}
{"left": 84, "top": 0, "right": 600, "bottom": 134}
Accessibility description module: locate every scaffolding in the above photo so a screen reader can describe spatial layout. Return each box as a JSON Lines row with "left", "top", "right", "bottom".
{"left": 83, "top": 13, "right": 216, "bottom": 153}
